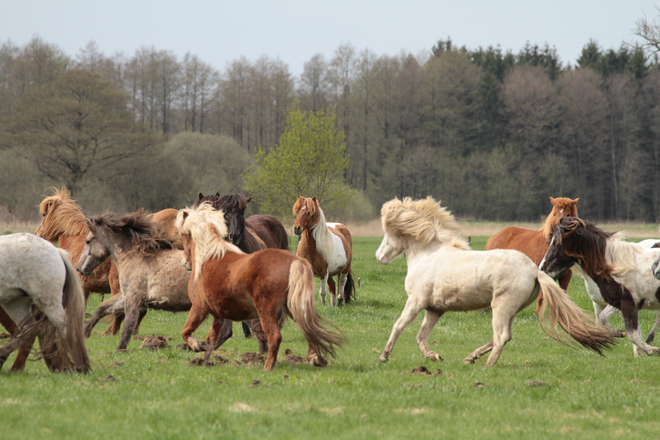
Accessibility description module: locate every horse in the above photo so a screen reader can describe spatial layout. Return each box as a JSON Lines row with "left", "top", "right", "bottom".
{"left": 540, "top": 217, "right": 660, "bottom": 357}
{"left": 0, "top": 233, "right": 90, "bottom": 372}
{"left": 292, "top": 196, "right": 355, "bottom": 307}
{"left": 193, "top": 192, "right": 290, "bottom": 343}
{"left": 35, "top": 186, "right": 183, "bottom": 336}
{"left": 76, "top": 210, "right": 229, "bottom": 351}
{"left": 485, "top": 197, "right": 579, "bottom": 314}
{"left": 175, "top": 204, "right": 344, "bottom": 371}
{"left": 375, "top": 197, "right": 615, "bottom": 367}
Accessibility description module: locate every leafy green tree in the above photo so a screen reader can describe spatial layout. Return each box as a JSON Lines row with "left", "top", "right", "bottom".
{"left": 243, "top": 103, "right": 353, "bottom": 217}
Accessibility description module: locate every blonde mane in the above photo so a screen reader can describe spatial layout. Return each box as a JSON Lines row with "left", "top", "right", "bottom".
{"left": 381, "top": 196, "right": 470, "bottom": 249}
{"left": 293, "top": 196, "right": 335, "bottom": 263}
{"left": 175, "top": 204, "right": 244, "bottom": 281}
{"left": 606, "top": 232, "right": 641, "bottom": 280}
{"left": 37, "top": 187, "right": 88, "bottom": 241}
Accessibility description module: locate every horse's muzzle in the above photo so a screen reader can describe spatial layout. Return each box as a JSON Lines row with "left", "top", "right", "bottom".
{"left": 293, "top": 226, "right": 302, "bottom": 236}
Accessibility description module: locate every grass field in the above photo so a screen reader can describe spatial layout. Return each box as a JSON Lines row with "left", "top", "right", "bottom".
{"left": 2, "top": 234, "right": 660, "bottom": 439}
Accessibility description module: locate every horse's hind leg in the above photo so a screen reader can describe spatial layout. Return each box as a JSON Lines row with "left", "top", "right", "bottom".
{"left": 645, "top": 311, "right": 660, "bottom": 344}
{"left": 260, "top": 314, "right": 282, "bottom": 371}
{"left": 484, "top": 311, "right": 515, "bottom": 367}
{"left": 379, "top": 296, "right": 423, "bottom": 362}
{"left": 337, "top": 273, "right": 348, "bottom": 306}
{"left": 416, "top": 309, "right": 444, "bottom": 362}
{"left": 328, "top": 277, "right": 337, "bottom": 307}
{"left": 242, "top": 322, "right": 252, "bottom": 338}
{"left": 246, "top": 318, "right": 268, "bottom": 355}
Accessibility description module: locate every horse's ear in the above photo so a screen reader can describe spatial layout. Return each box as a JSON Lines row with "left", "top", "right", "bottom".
{"left": 549, "top": 197, "right": 555, "bottom": 204}
{"left": 572, "top": 198, "right": 579, "bottom": 204}
{"left": 312, "top": 196, "right": 317, "bottom": 203}
{"left": 246, "top": 196, "right": 253, "bottom": 204}
{"left": 215, "top": 192, "right": 220, "bottom": 197}
{"left": 86, "top": 218, "right": 96, "bottom": 232}
{"left": 198, "top": 193, "right": 204, "bottom": 200}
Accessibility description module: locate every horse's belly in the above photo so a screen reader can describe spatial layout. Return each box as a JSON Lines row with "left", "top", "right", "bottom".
{"left": 211, "top": 295, "right": 258, "bottom": 322}
{"left": 431, "top": 287, "right": 491, "bottom": 311}
{"left": 327, "top": 235, "right": 348, "bottom": 274}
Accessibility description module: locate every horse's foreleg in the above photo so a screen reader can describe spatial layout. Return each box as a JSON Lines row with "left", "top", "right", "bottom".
{"left": 619, "top": 297, "right": 660, "bottom": 356}
{"left": 180, "top": 304, "right": 210, "bottom": 352}
{"left": 0, "top": 307, "right": 31, "bottom": 371}
{"left": 85, "top": 296, "right": 125, "bottom": 338}
{"left": 416, "top": 309, "right": 444, "bottom": 362}
{"left": 116, "top": 302, "right": 142, "bottom": 351}
{"left": 246, "top": 318, "right": 268, "bottom": 355}
{"left": 328, "top": 277, "right": 337, "bottom": 307}
{"left": 0, "top": 318, "right": 42, "bottom": 371}
{"left": 242, "top": 321, "right": 252, "bottom": 338}
{"left": 379, "top": 296, "right": 423, "bottom": 362}
{"left": 319, "top": 273, "right": 329, "bottom": 305}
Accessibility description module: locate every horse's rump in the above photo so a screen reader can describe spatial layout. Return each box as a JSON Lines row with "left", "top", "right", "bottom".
{"left": 246, "top": 215, "right": 289, "bottom": 251}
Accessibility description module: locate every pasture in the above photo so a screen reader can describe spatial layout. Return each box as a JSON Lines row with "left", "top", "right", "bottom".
{"left": 1, "top": 234, "right": 660, "bottom": 439}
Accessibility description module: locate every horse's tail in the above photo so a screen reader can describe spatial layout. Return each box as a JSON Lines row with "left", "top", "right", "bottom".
{"left": 536, "top": 271, "right": 616, "bottom": 355}
{"left": 287, "top": 258, "right": 345, "bottom": 359}
{"left": 39, "top": 250, "right": 91, "bottom": 373}
{"left": 343, "top": 271, "right": 356, "bottom": 304}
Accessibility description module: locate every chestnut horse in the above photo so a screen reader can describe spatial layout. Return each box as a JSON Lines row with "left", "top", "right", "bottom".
{"left": 485, "top": 197, "right": 579, "bottom": 313}
{"left": 35, "top": 187, "right": 182, "bottom": 336}
{"left": 293, "top": 196, "right": 355, "bottom": 307}
{"left": 193, "top": 193, "right": 289, "bottom": 342}
{"left": 175, "top": 204, "right": 344, "bottom": 371}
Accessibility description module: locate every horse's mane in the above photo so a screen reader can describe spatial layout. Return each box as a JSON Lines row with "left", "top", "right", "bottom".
{"left": 176, "top": 204, "right": 244, "bottom": 281}
{"left": 293, "top": 196, "right": 336, "bottom": 262}
{"left": 540, "top": 197, "right": 579, "bottom": 241}
{"left": 193, "top": 193, "right": 251, "bottom": 213}
{"left": 89, "top": 210, "right": 174, "bottom": 257}
{"left": 37, "top": 187, "right": 88, "bottom": 240}
{"left": 380, "top": 197, "right": 470, "bottom": 249}
{"left": 556, "top": 217, "right": 637, "bottom": 280}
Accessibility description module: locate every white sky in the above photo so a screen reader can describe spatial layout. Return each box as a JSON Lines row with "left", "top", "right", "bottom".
{"left": 0, "top": 0, "right": 657, "bottom": 75}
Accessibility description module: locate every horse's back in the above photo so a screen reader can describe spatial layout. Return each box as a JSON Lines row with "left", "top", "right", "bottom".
{"left": 246, "top": 215, "right": 289, "bottom": 251}
{"left": 0, "top": 233, "right": 66, "bottom": 293}
{"left": 485, "top": 226, "right": 548, "bottom": 264}
{"left": 149, "top": 208, "right": 183, "bottom": 249}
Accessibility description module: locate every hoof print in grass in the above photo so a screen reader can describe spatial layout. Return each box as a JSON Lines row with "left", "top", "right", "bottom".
{"left": 103, "top": 374, "right": 117, "bottom": 382}
{"left": 252, "top": 380, "right": 262, "bottom": 387}
{"left": 475, "top": 381, "right": 487, "bottom": 387}
{"left": 529, "top": 380, "right": 545, "bottom": 387}
{"left": 139, "top": 335, "right": 169, "bottom": 350}
{"left": 411, "top": 366, "right": 442, "bottom": 376}
{"left": 189, "top": 358, "right": 215, "bottom": 367}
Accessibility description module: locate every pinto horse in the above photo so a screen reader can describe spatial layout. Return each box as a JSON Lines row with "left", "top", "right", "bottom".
{"left": 193, "top": 193, "right": 289, "bottom": 343}
{"left": 485, "top": 197, "right": 579, "bottom": 313}
{"left": 175, "top": 204, "right": 344, "bottom": 371}
{"left": 293, "top": 196, "right": 355, "bottom": 307}
{"left": 376, "top": 197, "right": 614, "bottom": 366}
{"left": 0, "top": 233, "right": 90, "bottom": 372}
{"left": 541, "top": 217, "right": 660, "bottom": 356}
{"left": 35, "top": 187, "right": 182, "bottom": 336}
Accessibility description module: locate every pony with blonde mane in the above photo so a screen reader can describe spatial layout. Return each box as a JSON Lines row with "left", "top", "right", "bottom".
{"left": 376, "top": 197, "right": 615, "bottom": 367}
{"left": 176, "top": 204, "right": 344, "bottom": 371}
{"left": 0, "top": 233, "right": 90, "bottom": 373}
{"left": 485, "top": 197, "right": 579, "bottom": 313}
{"left": 293, "top": 196, "right": 355, "bottom": 307}
{"left": 35, "top": 187, "right": 183, "bottom": 336}
{"left": 541, "top": 217, "right": 660, "bottom": 357}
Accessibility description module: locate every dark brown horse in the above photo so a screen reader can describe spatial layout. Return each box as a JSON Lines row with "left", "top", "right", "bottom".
{"left": 193, "top": 193, "right": 289, "bottom": 343}
{"left": 485, "top": 197, "right": 579, "bottom": 313}
{"left": 35, "top": 187, "right": 183, "bottom": 338}
{"left": 176, "top": 204, "right": 344, "bottom": 371}
{"left": 293, "top": 196, "right": 355, "bottom": 307}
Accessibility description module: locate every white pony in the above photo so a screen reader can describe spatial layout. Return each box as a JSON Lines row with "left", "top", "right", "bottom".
{"left": 0, "top": 233, "right": 90, "bottom": 372}
{"left": 375, "top": 197, "right": 615, "bottom": 367}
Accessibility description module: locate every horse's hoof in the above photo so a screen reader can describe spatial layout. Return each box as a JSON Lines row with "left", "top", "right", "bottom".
{"left": 309, "top": 355, "right": 328, "bottom": 368}
{"left": 463, "top": 357, "right": 476, "bottom": 365}
{"left": 378, "top": 355, "right": 388, "bottom": 363}
{"left": 427, "top": 352, "right": 443, "bottom": 362}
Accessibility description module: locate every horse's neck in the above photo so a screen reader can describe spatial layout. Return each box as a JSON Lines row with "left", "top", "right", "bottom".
{"left": 240, "top": 225, "right": 267, "bottom": 253}
{"left": 404, "top": 240, "right": 443, "bottom": 266}
{"left": 58, "top": 235, "right": 85, "bottom": 264}
{"left": 310, "top": 221, "right": 333, "bottom": 263}
{"left": 539, "top": 213, "right": 557, "bottom": 241}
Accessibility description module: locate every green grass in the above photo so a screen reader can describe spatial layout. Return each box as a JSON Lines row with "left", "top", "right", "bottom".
{"left": 2, "top": 237, "right": 660, "bottom": 439}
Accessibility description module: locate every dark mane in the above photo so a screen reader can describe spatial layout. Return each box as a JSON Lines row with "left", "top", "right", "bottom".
{"left": 193, "top": 193, "right": 250, "bottom": 213}
{"left": 90, "top": 210, "right": 175, "bottom": 256}
{"left": 557, "top": 217, "right": 615, "bottom": 278}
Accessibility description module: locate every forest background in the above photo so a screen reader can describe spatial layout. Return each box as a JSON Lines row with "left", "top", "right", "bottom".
{"left": 2, "top": 18, "right": 660, "bottom": 223}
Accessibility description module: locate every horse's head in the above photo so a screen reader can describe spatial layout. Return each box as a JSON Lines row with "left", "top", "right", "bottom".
{"left": 175, "top": 210, "right": 194, "bottom": 271}
{"left": 77, "top": 219, "right": 112, "bottom": 276}
{"left": 293, "top": 196, "right": 321, "bottom": 236}
{"left": 540, "top": 217, "right": 595, "bottom": 279}
{"left": 217, "top": 194, "right": 251, "bottom": 245}
{"left": 35, "top": 187, "right": 87, "bottom": 242}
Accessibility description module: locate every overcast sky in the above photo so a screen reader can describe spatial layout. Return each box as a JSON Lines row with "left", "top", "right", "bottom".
{"left": 1, "top": 1, "right": 657, "bottom": 75}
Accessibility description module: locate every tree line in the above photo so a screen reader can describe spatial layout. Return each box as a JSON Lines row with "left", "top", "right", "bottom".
{"left": 1, "top": 28, "right": 660, "bottom": 223}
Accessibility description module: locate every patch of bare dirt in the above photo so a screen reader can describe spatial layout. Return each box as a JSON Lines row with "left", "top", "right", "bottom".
{"left": 283, "top": 348, "right": 306, "bottom": 364}
{"left": 237, "top": 352, "right": 265, "bottom": 366}
{"left": 189, "top": 358, "right": 215, "bottom": 367}
{"left": 410, "top": 366, "right": 442, "bottom": 376}
{"left": 139, "top": 335, "right": 169, "bottom": 350}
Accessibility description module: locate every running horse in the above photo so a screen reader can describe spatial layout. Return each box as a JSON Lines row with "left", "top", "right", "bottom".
{"left": 292, "top": 196, "right": 355, "bottom": 307}
{"left": 485, "top": 197, "right": 579, "bottom": 313}
{"left": 193, "top": 193, "right": 289, "bottom": 344}
{"left": 175, "top": 204, "right": 344, "bottom": 371}
{"left": 0, "top": 233, "right": 90, "bottom": 372}
{"left": 35, "top": 187, "right": 182, "bottom": 337}
{"left": 541, "top": 217, "right": 660, "bottom": 357}
{"left": 376, "top": 197, "right": 614, "bottom": 366}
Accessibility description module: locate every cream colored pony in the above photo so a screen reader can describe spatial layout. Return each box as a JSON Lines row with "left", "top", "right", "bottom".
{"left": 375, "top": 197, "right": 615, "bottom": 367}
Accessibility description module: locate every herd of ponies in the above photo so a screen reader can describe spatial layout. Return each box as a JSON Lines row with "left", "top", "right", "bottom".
{"left": 1, "top": 189, "right": 660, "bottom": 374}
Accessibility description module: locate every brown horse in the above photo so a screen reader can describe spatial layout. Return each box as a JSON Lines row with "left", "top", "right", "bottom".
{"left": 293, "top": 196, "right": 355, "bottom": 307}
{"left": 35, "top": 187, "right": 182, "bottom": 336}
{"left": 485, "top": 197, "right": 579, "bottom": 313}
{"left": 193, "top": 193, "right": 289, "bottom": 343}
{"left": 175, "top": 204, "right": 344, "bottom": 371}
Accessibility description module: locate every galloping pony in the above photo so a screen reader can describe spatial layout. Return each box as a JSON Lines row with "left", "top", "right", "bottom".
{"left": 36, "top": 186, "right": 182, "bottom": 336}
{"left": 193, "top": 193, "right": 289, "bottom": 344}
{"left": 293, "top": 196, "right": 355, "bottom": 307}
{"left": 540, "top": 217, "right": 660, "bottom": 357}
{"left": 175, "top": 204, "right": 344, "bottom": 371}
{"left": 77, "top": 210, "right": 218, "bottom": 351}
{"left": 376, "top": 197, "right": 614, "bottom": 367}
{"left": 0, "top": 233, "right": 90, "bottom": 372}
{"left": 485, "top": 197, "right": 579, "bottom": 313}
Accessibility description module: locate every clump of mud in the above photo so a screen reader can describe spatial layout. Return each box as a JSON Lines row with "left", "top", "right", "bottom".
{"left": 410, "top": 366, "right": 442, "bottom": 376}
{"left": 139, "top": 335, "right": 169, "bottom": 350}
{"left": 283, "top": 348, "right": 306, "bottom": 364}
{"left": 237, "top": 352, "right": 264, "bottom": 366}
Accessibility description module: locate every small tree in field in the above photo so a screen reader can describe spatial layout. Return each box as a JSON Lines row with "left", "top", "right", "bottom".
{"left": 243, "top": 103, "right": 354, "bottom": 218}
